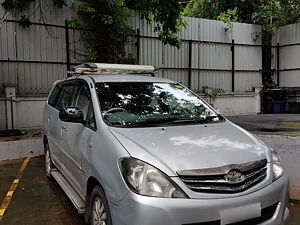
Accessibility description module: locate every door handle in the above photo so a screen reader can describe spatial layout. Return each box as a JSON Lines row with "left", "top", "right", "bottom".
{"left": 48, "top": 116, "right": 53, "bottom": 123}
{"left": 61, "top": 126, "right": 67, "bottom": 132}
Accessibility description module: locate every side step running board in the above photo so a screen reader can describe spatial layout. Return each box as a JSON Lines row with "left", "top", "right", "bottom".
{"left": 51, "top": 171, "right": 86, "bottom": 215}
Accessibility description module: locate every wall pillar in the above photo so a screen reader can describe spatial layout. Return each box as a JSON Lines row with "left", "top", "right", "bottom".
{"left": 254, "top": 86, "right": 263, "bottom": 114}
{"left": 3, "top": 84, "right": 17, "bottom": 130}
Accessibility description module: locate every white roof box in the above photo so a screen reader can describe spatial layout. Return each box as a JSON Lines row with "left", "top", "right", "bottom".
{"left": 71, "top": 63, "right": 155, "bottom": 75}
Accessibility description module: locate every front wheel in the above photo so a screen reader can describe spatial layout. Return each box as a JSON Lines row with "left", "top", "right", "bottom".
{"left": 44, "top": 143, "right": 54, "bottom": 179}
{"left": 90, "top": 186, "right": 112, "bottom": 225}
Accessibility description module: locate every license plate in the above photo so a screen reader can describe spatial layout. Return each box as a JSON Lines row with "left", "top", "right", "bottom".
{"left": 220, "top": 203, "right": 261, "bottom": 225}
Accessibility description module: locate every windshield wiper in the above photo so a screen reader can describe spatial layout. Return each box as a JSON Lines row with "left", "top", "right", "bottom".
{"left": 120, "top": 115, "right": 223, "bottom": 127}
{"left": 165, "top": 115, "right": 220, "bottom": 125}
{"left": 122, "top": 117, "right": 179, "bottom": 127}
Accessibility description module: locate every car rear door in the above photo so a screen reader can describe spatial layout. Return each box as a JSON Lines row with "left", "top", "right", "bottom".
{"left": 44, "top": 83, "right": 62, "bottom": 166}
{"left": 54, "top": 82, "right": 78, "bottom": 174}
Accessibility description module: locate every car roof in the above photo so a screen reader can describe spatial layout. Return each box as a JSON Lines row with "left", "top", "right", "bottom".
{"left": 68, "top": 74, "right": 176, "bottom": 84}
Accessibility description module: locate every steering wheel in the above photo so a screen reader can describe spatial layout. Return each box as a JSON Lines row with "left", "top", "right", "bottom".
{"left": 106, "top": 107, "right": 127, "bottom": 114}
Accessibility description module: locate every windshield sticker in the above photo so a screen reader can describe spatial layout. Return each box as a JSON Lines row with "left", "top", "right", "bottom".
{"left": 174, "top": 84, "right": 184, "bottom": 89}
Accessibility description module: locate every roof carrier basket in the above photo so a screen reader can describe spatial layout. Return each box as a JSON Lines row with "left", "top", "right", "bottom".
{"left": 70, "top": 63, "right": 155, "bottom": 76}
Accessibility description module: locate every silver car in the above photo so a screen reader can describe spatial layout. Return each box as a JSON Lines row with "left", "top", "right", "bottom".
{"left": 43, "top": 63, "right": 289, "bottom": 225}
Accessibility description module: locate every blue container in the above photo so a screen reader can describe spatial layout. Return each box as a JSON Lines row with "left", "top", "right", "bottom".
{"left": 273, "top": 101, "right": 285, "bottom": 114}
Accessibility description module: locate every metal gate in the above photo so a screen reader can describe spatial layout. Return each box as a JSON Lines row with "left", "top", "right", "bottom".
{"left": 262, "top": 87, "right": 300, "bottom": 114}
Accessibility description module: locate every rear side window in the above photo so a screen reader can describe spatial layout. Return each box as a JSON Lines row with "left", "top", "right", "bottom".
{"left": 56, "top": 85, "right": 76, "bottom": 110}
{"left": 48, "top": 84, "right": 61, "bottom": 107}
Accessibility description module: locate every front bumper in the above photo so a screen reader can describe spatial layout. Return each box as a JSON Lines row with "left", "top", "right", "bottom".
{"left": 111, "top": 174, "right": 289, "bottom": 225}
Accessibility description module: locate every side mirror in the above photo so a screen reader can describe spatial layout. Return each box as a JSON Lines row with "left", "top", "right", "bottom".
{"left": 59, "top": 107, "right": 85, "bottom": 124}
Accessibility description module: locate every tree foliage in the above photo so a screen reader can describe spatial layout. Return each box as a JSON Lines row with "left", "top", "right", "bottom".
{"left": 183, "top": 0, "right": 261, "bottom": 23}
{"left": 70, "top": 0, "right": 186, "bottom": 63}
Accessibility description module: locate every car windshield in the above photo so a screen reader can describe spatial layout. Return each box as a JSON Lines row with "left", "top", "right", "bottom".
{"left": 96, "top": 82, "right": 222, "bottom": 127}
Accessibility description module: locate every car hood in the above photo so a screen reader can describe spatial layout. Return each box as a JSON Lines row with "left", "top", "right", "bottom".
{"left": 109, "top": 121, "right": 270, "bottom": 176}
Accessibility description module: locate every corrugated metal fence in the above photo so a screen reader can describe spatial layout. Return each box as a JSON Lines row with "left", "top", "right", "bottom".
{"left": 273, "top": 23, "right": 300, "bottom": 87}
{"left": 129, "top": 11, "right": 263, "bottom": 93}
{"left": 0, "top": 1, "right": 85, "bottom": 96}
{"left": 0, "top": 4, "right": 263, "bottom": 96}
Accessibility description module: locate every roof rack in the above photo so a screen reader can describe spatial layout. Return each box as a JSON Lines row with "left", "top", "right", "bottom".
{"left": 69, "top": 63, "right": 155, "bottom": 76}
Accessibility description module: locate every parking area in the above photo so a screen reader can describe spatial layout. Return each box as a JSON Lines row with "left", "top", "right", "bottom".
{"left": 0, "top": 114, "right": 300, "bottom": 224}
{"left": 0, "top": 157, "right": 84, "bottom": 225}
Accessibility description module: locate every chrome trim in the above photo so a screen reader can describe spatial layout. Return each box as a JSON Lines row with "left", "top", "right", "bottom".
{"left": 186, "top": 173, "right": 267, "bottom": 193}
{"left": 181, "top": 167, "right": 267, "bottom": 185}
{"left": 177, "top": 159, "right": 267, "bottom": 176}
{"left": 178, "top": 159, "right": 268, "bottom": 193}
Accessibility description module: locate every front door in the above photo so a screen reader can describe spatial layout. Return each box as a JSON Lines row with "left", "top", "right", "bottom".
{"left": 60, "top": 83, "right": 96, "bottom": 197}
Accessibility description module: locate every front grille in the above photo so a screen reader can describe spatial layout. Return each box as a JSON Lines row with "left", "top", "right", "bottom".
{"left": 182, "top": 203, "right": 278, "bottom": 225}
{"left": 178, "top": 159, "right": 267, "bottom": 194}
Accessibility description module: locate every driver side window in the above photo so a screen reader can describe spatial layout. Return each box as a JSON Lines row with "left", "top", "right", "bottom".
{"left": 74, "top": 86, "right": 90, "bottom": 120}
{"left": 74, "top": 84, "right": 96, "bottom": 130}
{"left": 56, "top": 85, "right": 76, "bottom": 110}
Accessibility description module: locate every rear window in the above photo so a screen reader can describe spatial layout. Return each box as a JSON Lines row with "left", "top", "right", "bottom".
{"left": 48, "top": 84, "right": 61, "bottom": 107}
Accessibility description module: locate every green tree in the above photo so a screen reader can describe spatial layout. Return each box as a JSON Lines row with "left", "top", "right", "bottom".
{"left": 70, "top": 0, "right": 186, "bottom": 63}
{"left": 183, "top": 0, "right": 261, "bottom": 23}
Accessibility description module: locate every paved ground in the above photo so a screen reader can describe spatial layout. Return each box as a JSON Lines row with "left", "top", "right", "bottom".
{"left": 0, "top": 114, "right": 299, "bottom": 224}
{"left": 0, "top": 157, "right": 84, "bottom": 225}
{"left": 227, "top": 114, "right": 300, "bottom": 136}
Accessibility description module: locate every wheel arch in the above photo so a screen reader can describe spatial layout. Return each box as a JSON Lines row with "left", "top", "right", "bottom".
{"left": 43, "top": 136, "right": 48, "bottom": 152}
{"left": 85, "top": 176, "right": 106, "bottom": 223}
{"left": 86, "top": 176, "right": 105, "bottom": 196}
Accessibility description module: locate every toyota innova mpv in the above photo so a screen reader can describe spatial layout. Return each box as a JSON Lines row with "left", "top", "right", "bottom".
{"left": 43, "top": 63, "right": 289, "bottom": 225}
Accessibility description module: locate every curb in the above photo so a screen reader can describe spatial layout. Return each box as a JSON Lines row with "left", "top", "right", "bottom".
{"left": 0, "top": 138, "right": 44, "bottom": 161}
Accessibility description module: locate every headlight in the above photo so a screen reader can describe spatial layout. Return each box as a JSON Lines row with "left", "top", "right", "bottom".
{"left": 271, "top": 150, "right": 284, "bottom": 181}
{"left": 119, "top": 157, "right": 188, "bottom": 198}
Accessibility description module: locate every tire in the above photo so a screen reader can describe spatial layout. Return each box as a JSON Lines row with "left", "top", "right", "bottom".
{"left": 89, "top": 186, "right": 113, "bottom": 225}
{"left": 44, "top": 142, "right": 54, "bottom": 179}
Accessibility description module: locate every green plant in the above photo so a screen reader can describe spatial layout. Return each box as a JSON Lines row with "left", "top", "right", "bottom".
{"left": 217, "top": 8, "right": 239, "bottom": 31}
{"left": 53, "top": 0, "right": 67, "bottom": 8}
{"left": 205, "top": 88, "right": 224, "bottom": 104}
{"left": 2, "top": 0, "right": 35, "bottom": 11}
{"left": 18, "top": 15, "right": 32, "bottom": 28}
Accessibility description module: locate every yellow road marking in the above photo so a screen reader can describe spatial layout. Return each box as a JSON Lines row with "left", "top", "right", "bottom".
{"left": 0, "top": 157, "right": 30, "bottom": 222}
{"left": 13, "top": 179, "right": 19, "bottom": 184}
{"left": 6, "top": 191, "right": 13, "bottom": 197}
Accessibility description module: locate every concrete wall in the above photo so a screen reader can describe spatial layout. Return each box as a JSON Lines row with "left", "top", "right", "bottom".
{"left": 0, "top": 98, "right": 46, "bottom": 131}
{"left": 200, "top": 92, "right": 261, "bottom": 116}
{"left": 16, "top": 98, "right": 46, "bottom": 129}
{"left": 0, "top": 138, "right": 43, "bottom": 161}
